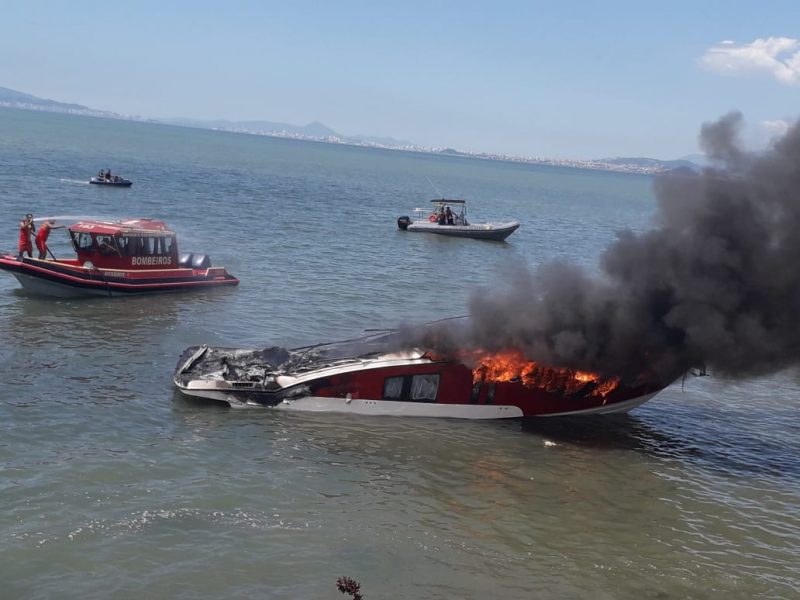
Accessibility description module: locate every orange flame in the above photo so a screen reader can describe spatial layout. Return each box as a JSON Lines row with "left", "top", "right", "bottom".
{"left": 460, "top": 349, "right": 620, "bottom": 398}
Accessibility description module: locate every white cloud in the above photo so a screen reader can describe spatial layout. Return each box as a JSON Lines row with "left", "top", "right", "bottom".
{"left": 740, "top": 119, "right": 795, "bottom": 151}
{"left": 699, "top": 37, "right": 800, "bottom": 85}
{"left": 760, "top": 119, "right": 791, "bottom": 138}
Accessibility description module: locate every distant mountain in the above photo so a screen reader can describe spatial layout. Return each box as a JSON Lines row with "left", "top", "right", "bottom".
{"left": 162, "top": 117, "right": 421, "bottom": 149}
{"left": 0, "top": 85, "right": 113, "bottom": 115}
{"left": 349, "top": 133, "right": 414, "bottom": 147}
{"left": 0, "top": 85, "right": 703, "bottom": 175}
{"left": 595, "top": 156, "right": 701, "bottom": 172}
{"left": 678, "top": 154, "right": 709, "bottom": 167}
{"left": 162, "top": 117, "right": 340, "bottom": 138}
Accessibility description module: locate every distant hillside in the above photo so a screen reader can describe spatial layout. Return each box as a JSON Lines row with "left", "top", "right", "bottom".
{"left": 0, "top": 86, "right": 91, "bottom": 112}
{"left": 678, "top": 154, "right": 709, "bottom": 167}
{"left": 162, "top": 117, "right": 418, "bottom": 148}
{"left": 596, "top": 156, "right": 701, "bottom": 172}
{"left": 1, "top": 85, "right": 702, "bottom": 174}
{"left": 162, "top": 117, "right": 340, "bottom": 138}
{"left": 349, "top": 133, "right": 414, "bottom": 147}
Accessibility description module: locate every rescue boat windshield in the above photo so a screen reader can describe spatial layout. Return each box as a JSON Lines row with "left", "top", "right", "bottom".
{"left": 66, "top": 220, "right": 179, "bottom": 269}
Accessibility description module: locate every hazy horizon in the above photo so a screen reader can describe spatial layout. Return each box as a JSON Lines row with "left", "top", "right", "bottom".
{"left": 2, "top": 1, "right": 799, "bottom": 160}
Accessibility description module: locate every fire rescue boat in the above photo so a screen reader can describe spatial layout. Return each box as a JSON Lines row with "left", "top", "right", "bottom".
{"left": 0, "top": 218, "right": 239, "bottom": 297}
{"left": 173, "top": 334, "right": 670, "bottom": 418}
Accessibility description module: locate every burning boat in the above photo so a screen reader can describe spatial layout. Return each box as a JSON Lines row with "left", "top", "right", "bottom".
{"left": 173, "top": 334, "right": 670, "bottom": 418}
{"left": 0, "top": 218, "right": 239, "bottom": 297}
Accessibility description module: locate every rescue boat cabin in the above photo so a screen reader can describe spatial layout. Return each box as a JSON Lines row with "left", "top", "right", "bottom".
{"left": 68, "top": 219, "right": 183, "bottom": 270}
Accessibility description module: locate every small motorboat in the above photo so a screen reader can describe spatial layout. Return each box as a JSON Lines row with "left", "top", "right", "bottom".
{"left": 397, "top": 199, "right": 519, "bottom": 241}
{"left": 90, "top": 170, "right": 132, "bottom": 187}
{"left": 0, "top": 218, "right": 239, "bottom": 297}
{"left": 173, "top": 332, "right": 670, "bottom": 418}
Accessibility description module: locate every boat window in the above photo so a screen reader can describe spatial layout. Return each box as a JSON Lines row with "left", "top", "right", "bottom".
{"left": 153, "top": 236, "right": 163, "bottom": 255}
{"left": 120, "top": 236, "right": 170, "bottom": 256}
{"left": 410, "top": 374, "right": 439, "bottom": 401}
{"left": 135, "top": 236, "right": 172, "bottom": 257}
{"left": 72, "top": 232, "right": 93, "bottom": 250}
{"left": 486, "top": 383, "right": 496, "bottom": 404}
{"left": 471, "top": 381, "right": 481, "bottom": 404}
{"left": 96, "top": 235, "right": 117, "bottom": 255}
{"left": 382, "top": 376, "right": 404, "bottom": 400}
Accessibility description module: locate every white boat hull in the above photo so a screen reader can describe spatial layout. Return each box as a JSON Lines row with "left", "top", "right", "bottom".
{"left": 406, "top": 221, "right": 520, "bottom": 241}
{"left": 176, "top": 383, "right": 658, "bottom": 419}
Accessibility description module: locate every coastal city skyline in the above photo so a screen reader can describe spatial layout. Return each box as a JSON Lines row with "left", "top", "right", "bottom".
{"left": 2, "top": 1, "right": 799, "bottom": 160}
{"left": 0, "top": 84, "right": 700, "bottom": 174}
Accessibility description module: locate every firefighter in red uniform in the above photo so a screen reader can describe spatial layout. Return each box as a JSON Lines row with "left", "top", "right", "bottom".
{"left": 35, "top": 220, "right": 58, "bottom": 259}
{"left": 17, "top": 214, "right": 35, "bottom": 259}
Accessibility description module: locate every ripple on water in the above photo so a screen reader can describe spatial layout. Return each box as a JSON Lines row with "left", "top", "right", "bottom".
{"left": 1, "top": 111, "right": 799, "bottom": 599}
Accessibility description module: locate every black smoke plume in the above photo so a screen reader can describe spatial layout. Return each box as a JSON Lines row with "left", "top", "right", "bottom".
{"left": 409, "top": 112, "right": 800, "bottom": 384}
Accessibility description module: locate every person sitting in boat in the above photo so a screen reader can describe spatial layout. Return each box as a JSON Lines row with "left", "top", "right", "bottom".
{"left": 17, "top": 213, "right": 35, "bottom": 259}
{"left": 97, "top": 236, "right": 116, "bottom": 255}
{"left": 444, "top": 206, "right": 454, "bottom": 225}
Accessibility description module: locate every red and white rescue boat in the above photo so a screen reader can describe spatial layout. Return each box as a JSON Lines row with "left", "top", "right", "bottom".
{"left": 173, "top": 335, "right": 670, "bottom": 418}
{"left": 0, "top": 218, "right": 239, "bottom": 297}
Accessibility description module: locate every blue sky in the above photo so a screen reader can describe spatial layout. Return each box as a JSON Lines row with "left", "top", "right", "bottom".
{"left": 2, "top": 0, "right": 799, "bottom": 159}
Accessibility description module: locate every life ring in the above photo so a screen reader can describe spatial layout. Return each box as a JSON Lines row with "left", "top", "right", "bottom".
{"left": 429, "top": 215, "right": 438, "bottom": 222}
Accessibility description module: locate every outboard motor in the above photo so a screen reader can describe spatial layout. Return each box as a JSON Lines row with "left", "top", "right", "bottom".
{"left": 191, "top": 254, "right": 212, "bottom": 269}
{"left": 178, "top": 253, "right": 194, "bottom": 268}
{"left": 397, "top": 216, "right": 411, "bottom": 230}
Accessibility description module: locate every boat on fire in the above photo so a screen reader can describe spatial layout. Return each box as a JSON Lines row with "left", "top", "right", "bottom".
{"left": 397, "top": 199, "right": 520, "bottom": 242}
{"left": 173, "top": 334, "right": 669, "bottom": 418}
{"left": 0, "top": 218, "right": 239, "bottom": 297}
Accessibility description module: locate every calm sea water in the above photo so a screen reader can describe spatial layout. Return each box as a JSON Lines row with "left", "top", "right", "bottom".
{"left": 0, "top": 107, "right": 798, "bottom": 599}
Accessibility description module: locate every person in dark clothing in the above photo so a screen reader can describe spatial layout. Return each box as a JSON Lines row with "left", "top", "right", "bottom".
{"left": 445, "top": 206, "right": 454, "bottom": 225}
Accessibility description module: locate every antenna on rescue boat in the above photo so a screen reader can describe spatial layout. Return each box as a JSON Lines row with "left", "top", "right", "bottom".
{"left": 425, "top": 176, "right": 444, "bottom": 199}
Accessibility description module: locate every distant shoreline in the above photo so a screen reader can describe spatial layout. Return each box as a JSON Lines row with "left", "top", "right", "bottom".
{"left": 0, "top": 102, "right": 668, "bottom": 176}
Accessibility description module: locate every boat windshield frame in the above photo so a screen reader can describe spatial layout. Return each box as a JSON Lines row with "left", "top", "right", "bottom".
{"left": 427, "top": 199, "right": 467, "bottom": 221}
{"left": 63, "top": 219, "right": 180, "bottom": 268}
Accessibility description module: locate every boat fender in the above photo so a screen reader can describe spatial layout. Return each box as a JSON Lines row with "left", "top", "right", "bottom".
{"left": 82, "top": 260, "right": 95, "bottom": 270}
{"left": 191, "top": 254, "right": 212, "bottom": 269}
{"left": 178, "top": 253, "right": 194, "bottom": 268}
{"left": 428, "top": 214, "right": 437, "bottom": 222}
{"left": 397, "top": 216, "right": 411, "bottom": 230}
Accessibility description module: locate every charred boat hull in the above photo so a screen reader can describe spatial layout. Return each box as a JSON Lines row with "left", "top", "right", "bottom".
{"left": 173, "top": 344, "right": 669, "bottom": 418}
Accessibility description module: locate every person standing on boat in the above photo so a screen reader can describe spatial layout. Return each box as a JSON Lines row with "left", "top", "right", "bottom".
{"left": 35, "top": 220, "right": 60, "bottom": 259}
{"left": 444, "top": 206, "right": 454, "bottom": 225}
{"left": 17, "top": 213, "right": 35, "bottom": 259}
